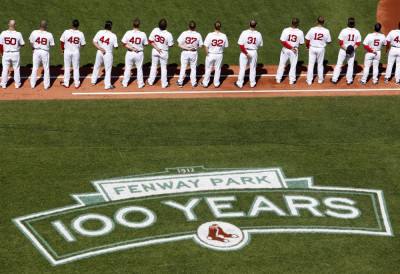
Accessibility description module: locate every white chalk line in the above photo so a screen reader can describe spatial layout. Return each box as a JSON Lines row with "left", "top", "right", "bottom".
{"left": 72, "top": 87, "right": 400, "bottom": 96}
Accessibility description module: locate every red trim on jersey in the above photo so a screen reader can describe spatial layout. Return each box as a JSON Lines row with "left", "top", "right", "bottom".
{"left": 339, "top": 40, "right": 344, "bottom": 47}
{"left": 240, "top": 44, "right": 248, "bottom": 54}
{"left": 356, "top": 41, "right": 361, "bottom": 47}
{"left": 149, "top": 40, "right": 154, "bottom": 44}
{"left": 386, "top": 42, "right": 391, "bottom": 52}
{"left": 364, "top": 45, "right": 374, "bottom": 53}
{"left": 0, "top": 44, "right": 3, "bottom": 54}
{"left": 281, "top": 41, "right": 293, "bottom": 49}
{"left": 61, "top": 42, "right": 65, "bottom": 51}
{"left": 305, "top": 39, "right": 310, "bottom": 48}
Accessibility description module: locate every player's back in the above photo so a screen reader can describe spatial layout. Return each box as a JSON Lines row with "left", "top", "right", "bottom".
{"left": 205, "top": 31, "right": 228, "bottom": 54}
{"left": 178, "top": 30, "right": 203, "bottom": 49}
{"left": 29, "top": 30, "right": 54, "bottom": 51}
{"left": 0, "top": 30, "right": 24, "bottom": 52}
{"left": 94, "top": 30, "right": 117, "bottom": 53}
{"left": 386, "top": 29, "right": 400, "bottom": 47}
{"left": 306, "top": 26, "right": 331, "bottom": 48}
{"left": 61, "top": 29, "right": 85, "bottom": 52}
{"left": 364, "top": 32, "right": 386, "bottom": 51}
{"left": 238, "top": 29, "right": 263, "bottom": 49}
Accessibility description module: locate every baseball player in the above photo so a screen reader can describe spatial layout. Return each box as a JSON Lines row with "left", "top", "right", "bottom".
{"left": 60, "top": 19, "right": 86, "bottom": 88}
{"left": 0, "top": 19, "right": 25, "bottom": 89}
{"left": 176, "top": 21, "right": 203, "bottom": 88}
{"left": 121, "top": 18, "right": 148, "bottom": 88}
{"left": 235, "top": 20, "right": 263, "bottom": 88}
{"left": 384, "top": 22, "right": 400, "bottom": 84}
{"left": 202, "top": 21, "right": 229, "bottom": 88}
{"left": 276, "top": 18, "right": 304, "bottom": 85}
{"left": 360, "top": 23, "right": 386, "bottom": 85}
{"left": 331, "top": 18, "right": 362, "bottom": 85}
{"left": 305, "top": 16, "right": 331, "bottom": 85}
{"left": 147, "top": 19, "right": 174, "bottom": 88}
{"left": 91, "top": 21, "right": 118, "bottom": 90}
{"left": 29, "top": 20, "right": 55, "bottom": 90}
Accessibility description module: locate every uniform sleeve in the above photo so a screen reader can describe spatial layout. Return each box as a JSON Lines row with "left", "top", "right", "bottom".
{"left": 326, "top": 30, "right": 332, "bottom": 43}
{"left": 237, "top": 32, "right": 245, "bottom": 45}
{"left": 305, "top": 30, "right": 311, "bottom": 40}
{"left": 357, "top": 31, "right": 362, "bottom": 42}
{"left": 80, "top": 33, "right": 86, "bottom": 46}
{"left": 0, "top": 33, "right": 4, "bottom": 45}
{"left": 50, "top": 34, "right": 55, "bottom": 46}
{"left": 168, "top": 33, "right": 174, "bottom": 46}
{"left": 259, "top": 33, "right": 263, "bottom": 47}
{"left": 143, "top": 33, "right": 149, "bottom": 45}
{"left": 280, "top": 29, "right": 287, "bottom": 41}
{"left": 338, "top": 30, "right": 345, "bottom": 40}
{"left": 198, "top": 34, "right": 204, "bottom": 47}
{"left": 225, "top": 35, "right": 229, "bottom": 48}
{"left": 386, "top": 32, "right": 392, "bottom": 43}
{"left": 93, "top": 32, "right": 100, "bottom": 43}
{"left": 29, "top": 32, "right": 34, "bottom": 43}
{"left": 113, "top": 35, "right": 118, "bottom": 48}
{"left": 299, "top": 31, "right": 305, "bottom": 44}
{"left": 204, "top": 34, "right": 210, "bottom": 47}
{"left": 19, "top": 33, "right": 25, "bottom": 46}
{"left": 121, "top": 32, "right": 129, "bottom": 44}
{"left": 148, "top": 30, "right": 155, "bottom": 41}
{"left": 363, "top": 35, "right": 369, "bottom": 46}
{"left": 177, "top": 33, "right": 184, "bottom": 45}
{"left": 383, "top": 36, "right": 387, "bottom": 46}
{"left": 60, "top": 31, "right": 65, "bottom": 42}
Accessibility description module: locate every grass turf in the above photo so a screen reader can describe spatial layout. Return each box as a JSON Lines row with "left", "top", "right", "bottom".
{"left": 0, "top": 0, "right": 379, "bottom": 67}
{"left": 0, "top": 97, "right": 398, "bottom": 273}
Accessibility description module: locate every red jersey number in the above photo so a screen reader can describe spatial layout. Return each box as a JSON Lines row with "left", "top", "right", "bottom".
{"left": 394, "top": 36, "right": 400, "bottom": 43}
{"left": 373, "top": 39, "right": 380, "bottom": 46}
{"left": 247, "top": 37, "right": 256, "bottom": 44}
{"left": 129, "top": 37, "right": 142, "bottom": 44}
{"left": 348, "top": 34, "right": 355, "bottom": 42}
{"left": 314, "top": 33, "right": 324, "bottom": 41}
{"left": 35, "top": 37, "right": 48, "bottom": 45}
{"left": 67, "top": 36, "right": 80, "bottom": 44}
{"left": 211, "top": 39, "right": 224, "bottom": 47}
{"left": 99, "top": 36, "right": 110, "bottom": 45}
{"left": 4, "top": 37, "right": 17, "bottom": 45}
{"left": 288, "top": 35, "right": 297, "bottom": 42}
{"left": 185, "top": 37, "right": 197, "bottom": 44}
{"left": 154, "top": 35, "right": 165, "bottom": 44}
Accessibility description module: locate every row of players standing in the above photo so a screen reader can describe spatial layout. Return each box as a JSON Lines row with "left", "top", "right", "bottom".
{"left": 1, "top": 17, "right": 400, "bottom": 90}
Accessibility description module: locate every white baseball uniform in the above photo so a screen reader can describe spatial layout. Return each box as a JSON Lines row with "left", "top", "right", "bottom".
{"left": 236, "top": 29, "right": 263, "bottom": 88}
{"left": 331, "top": 27, "right": 362, "bottom": 83}
{"left": 202, "top": 31, "right": 229, "bottom": 87}
{"left": 29, "top": 30, "right": 55, "bottom": 89}
{"left": 147, "top": 28, "right": 174, "bottom": 88}
{"left": 60, "top": 29, "right": 86, "bottom": 88}
{"left": 91, "top": 30, "right": 118, "bottom": 89}
{"left": 385, "top": 29, "right": 400, "bottom": 82}
{"left": 276, "top": 27, "right": 304, "bottom": 84}
{"left": 177, "top": 30, "right": 203, "bottom": 87}
{"left": 0, "top": 30, "right": 25, "bottom": 88}
{"left": 121, "top": 29, "right": 148, "bottom": 88}
{"left": 305, "top": 26, "right": 332, "bottom": 84}
{"left": 361, "top": 32, "right": 386, "bottom": 83}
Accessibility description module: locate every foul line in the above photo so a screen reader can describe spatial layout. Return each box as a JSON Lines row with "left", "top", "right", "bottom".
{"left": 72, "top": 87, "right": 400, "bottom": 96}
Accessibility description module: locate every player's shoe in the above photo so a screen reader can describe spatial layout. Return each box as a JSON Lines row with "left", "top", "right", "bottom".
{"left": 192, "top": 83, "right": 198, "bottom": 88}
{"left": 347, "top": 81, "right": 353, "bottom": 85}
{"left": 384, "top": 78, "right": 390, "bottom": 84}
{"left": 306, "top": 81, "right": 312, "bottom": 86}
{"left": 359, "top": 80, "right": 366, "bottom": 85}
{"left": 214, "top": 84, "right": 221, "bottom": 88}
{"left": 121, "top": 83, "right": 128, "bottom": 88}
{"left": 138, "top": 84, "right": 145, "bottom": 89}
{"left": 162, "top": 84, "right": 169, "bottom": 89}
{"left": 396, "top": 81, "right": 400, "bottom": 85}
{"left": 317, "top": 80, "right": 324, "bottom": 84}
{"left": 105, "top": 85, "right": 115, "bottom": 90}
{"left": 289, "top": 81, "right": 296, "bottom": 85}
{"left": 200, "top": 83, "right": 208, "bottom": 88}
{"left": 234, "top": 82, "right": 243, "bottom": 89}
{"left": 250, "top": 84, "right": 256, "bottom": 88}
{"left": 372, "top": 81, "right": 378, "bottom": 85}
{"left": 1, "top": 85, "right": 6, "bottom": 89}
{"left": 176, "top": 81, "right": 183, "bottom": 88}
{"left": 330, "top": 79, "right": 337, "bottom": 85}
{"left": 276, "top": 79, "right": 281, "bottom": 84}
{"left": 15, "top": 84, "right": 21, "bottom": 89}
{"left": 60, "top": 82, "right": 69, "bottom": 88}
{"left": 147, "top": 81, "right": 154, "bottom": 86}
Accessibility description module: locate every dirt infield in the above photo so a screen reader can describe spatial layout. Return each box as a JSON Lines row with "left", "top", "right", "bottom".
{"left": 0, "top": 64, "right": 399, "bottom": 100}
{"left": 377, "top": 0, "right": 399, "bottom": 33}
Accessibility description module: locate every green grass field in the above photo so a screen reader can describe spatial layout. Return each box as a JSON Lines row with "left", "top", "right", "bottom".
{"left": 1, "top": 97, "right": 399, "bottom": 273}
{"left": 0, "top": 0, "right": 379, "bottom": 66}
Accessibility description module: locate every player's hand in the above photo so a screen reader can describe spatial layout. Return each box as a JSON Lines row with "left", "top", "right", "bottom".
{"left": 246, "top": 54, "right": 251, "bottom": 59}
{"left": 292, "top": 48, "right": 298, "bottom": 54}
{"left": 101, "top": 49, "right": 106, "bottom": 55}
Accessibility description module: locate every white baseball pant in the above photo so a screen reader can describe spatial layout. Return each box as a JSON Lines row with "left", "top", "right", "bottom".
{"left": 202, "top": 53, "right": 223, "bottom": 87}
{"left": 122, "top": 51, "right": 145, "bottom": 88}
{"left": 30, "top": 49, "right": 51, "bottom": 89}
{"left": 236, "top": 50, "right": 258, "bottom": 87}
{"left": 63, "top": 50, "right": 81, "bottom": 88}
{"left": 332, "top": 49, "right": 356, "bottom": 83}
{"left": 178, "top": 51, "right": 198, "bottom": 86}
{"left": 385, "top": 47, "right": 400, "bottom": 82}
{"left": 148, "top": 49, "right": 169, "bottom": 88}
{"left": 1, "top": 52, "right": 21, "bottom": 88}
{"left": 361, "top": 51, "right": 381, "bottom": 83}
{"left": 91, "top": 50, "right": 113, "bottom": 89}
{"left": 276, "top": 48, "right": 298, "bottom": 83}
{"left": 307, "top": 47, "right": 325, "bottom": 84}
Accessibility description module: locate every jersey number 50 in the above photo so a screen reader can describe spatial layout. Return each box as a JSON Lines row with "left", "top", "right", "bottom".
{"left": 4, "top": 37, "right": 17, "bottom": 45}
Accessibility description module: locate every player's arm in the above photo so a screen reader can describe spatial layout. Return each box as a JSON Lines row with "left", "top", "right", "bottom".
{"left": 0, "top": 34, "right": 3, "bottom": 56}
{"left": 93, "top": 34, "right": 106, "bottom": 54}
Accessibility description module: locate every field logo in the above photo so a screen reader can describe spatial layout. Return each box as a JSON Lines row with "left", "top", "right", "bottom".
{"left": 13, "top": 166, "right": 393, "bottom": 265}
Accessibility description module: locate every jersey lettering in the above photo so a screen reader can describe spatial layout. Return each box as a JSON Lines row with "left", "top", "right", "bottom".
{"left": 99, "top": 36, "right": 110, "bottom": 45}
{"left": 35, "top": 37, "right": 48, "bottom": 45}
{"left": 211, "top": 39, "right": 224, "bottom": 47}
{"left": 4, "top": 37, "right": 17, "bottom": 45}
